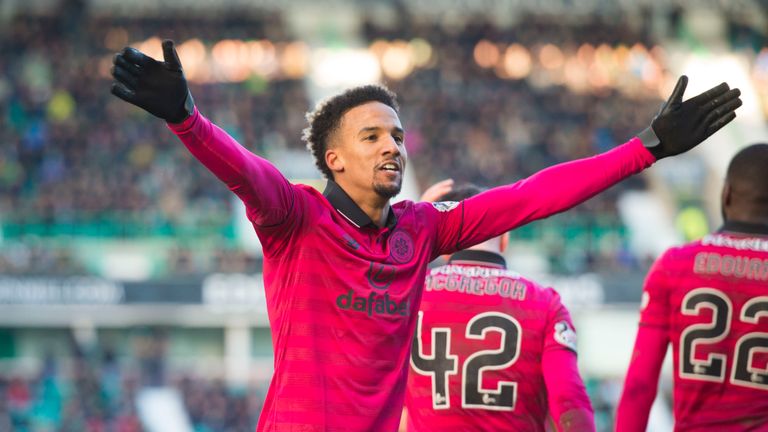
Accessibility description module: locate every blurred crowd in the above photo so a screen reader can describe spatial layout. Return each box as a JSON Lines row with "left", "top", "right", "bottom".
{"left": 364, "top": 12, "right": 661, "bottom": 191}
{"left": 1, "top": 355, "right": 143, "bottom": 432}
{"left": 0, "top": 330, "right": 266, "bottom": 432}
{"left": 0, "top": 9, "right": 671, "bottom": 276}
{"left": 0, "top": 10, "right": 307, "bottom": 231}
{"left": 0, "top": 327, "right": 639, "bottom": 432}
{"left": 0, "top": 10, "right": 308, "bottom": 276}
{"left": 0, "top": 368, "right": 642, "bottom": 432}
{"left": 366, "top": 13, "right": 664, "bottom": 273}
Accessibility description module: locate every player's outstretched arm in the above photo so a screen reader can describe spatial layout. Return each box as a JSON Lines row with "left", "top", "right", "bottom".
{"left": 615, "top": 325, "right": 668, "bottom": 432}
{"left": 110, "top": 40, "right": 296, "bottom": 228}
{"left": 430, "top": 77, "right": 741, "bottom": 254}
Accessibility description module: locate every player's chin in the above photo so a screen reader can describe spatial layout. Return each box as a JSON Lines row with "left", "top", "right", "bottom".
{"left": 373, "top": 180, "right": 402, "bottom": 199}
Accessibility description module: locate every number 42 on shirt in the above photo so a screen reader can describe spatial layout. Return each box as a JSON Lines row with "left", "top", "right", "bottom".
{"left": 410, "top": 311, "right": 522, "bottom": 411}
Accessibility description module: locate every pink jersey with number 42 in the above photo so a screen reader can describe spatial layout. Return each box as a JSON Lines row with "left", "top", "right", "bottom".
{"left": 406, "top": 250, "right": 586, "bottom": 431}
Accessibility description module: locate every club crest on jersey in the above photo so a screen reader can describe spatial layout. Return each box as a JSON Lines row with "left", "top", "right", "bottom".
{"left": 554, "top": 321, "right": 577, "bottom": 352}
{"left": 431, "top": 201, "right": 459, "bottom": 212}
{"left": 388, "top": 230, "right": 414, "bottom": 263}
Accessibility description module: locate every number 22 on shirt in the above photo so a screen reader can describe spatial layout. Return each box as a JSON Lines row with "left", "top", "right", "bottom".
{"left": 679, "top": 288, "right": 768, "bottom": 389}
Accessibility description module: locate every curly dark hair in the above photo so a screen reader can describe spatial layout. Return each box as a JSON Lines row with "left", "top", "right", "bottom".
{"left": 302, "top": 84, "right": 399, "bottom": 179}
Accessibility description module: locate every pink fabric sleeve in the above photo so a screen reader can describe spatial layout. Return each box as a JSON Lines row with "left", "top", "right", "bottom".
{"left": 615, "top": 323, "right": 669, "bottom": 432}
{"left": 542, "top": 348, "right": 596, "bottom": 432}
{"left": 167, "top": 108, "right": 297, "bottom": 229}
{"left": 432, "top": 137, "right": 656, "bottom": 255}
{"left": 638, "top": 252, "right": 673, "bottom": 329}
{"left": 542, "top": 290, "right": 595, "bottom": 431}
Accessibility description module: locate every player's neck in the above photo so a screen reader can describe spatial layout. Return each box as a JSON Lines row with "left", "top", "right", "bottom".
{"left": 339, "top": 182, "right": 391, "bottom": 227}
{"left": 723, "top": 216, "right": 768, "bottom": 231}
{"left": 360, "top": 201, "right": 391, "bottom": 227}
{"left": 724, "top": 209, "right": 768, "bottom": 228}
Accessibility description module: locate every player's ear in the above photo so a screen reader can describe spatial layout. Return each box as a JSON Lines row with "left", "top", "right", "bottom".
{"left": 721, "top": 181, "right": 732, "bottom": 218}
{"left": 499, "top": 232, "right": 509, "bottom": 253}
{"left": 326, "top": 147, "right": 344, "bottom": 175}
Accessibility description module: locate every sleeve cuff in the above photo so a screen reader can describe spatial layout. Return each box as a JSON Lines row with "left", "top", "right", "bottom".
{"left": 628, "top": 135, "right": 659, "bottom": 165}
{"left": 637, "top": 126, "right": 660, "bottom": 149}
{"left": 166, "top": 106, "right": 200, "bottom": 134}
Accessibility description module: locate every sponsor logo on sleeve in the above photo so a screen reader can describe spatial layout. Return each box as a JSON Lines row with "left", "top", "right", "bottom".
{"left": 554, "top": 321, "right": 578, "bottom": 352}
{"left": 640, "top": 291, "right": 650, "bottom": 311}
{"left": 431, "top": 201, "right": 459, "bottom": 212}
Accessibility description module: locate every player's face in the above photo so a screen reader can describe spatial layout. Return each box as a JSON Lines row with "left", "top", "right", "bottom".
{"left": 330, "top": 102, "right": 407, "bottom": 199}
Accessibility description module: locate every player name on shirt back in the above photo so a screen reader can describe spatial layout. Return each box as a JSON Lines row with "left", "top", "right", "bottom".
{"left": 425, "top": 266, "right": 527, "bottom": 300}
{"left": 693, "top": 251, "right": 768, "bottom": 281}
{"left": 702, "top": 233, "right": 768, "bottom": 252}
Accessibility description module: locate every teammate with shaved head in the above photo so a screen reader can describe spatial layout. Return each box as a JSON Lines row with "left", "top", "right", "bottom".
{"left": 405, "top": 183, "right": 594, "bottom": 431}
{"left": 617, "top": 144, "right": 768, "bottom": 431}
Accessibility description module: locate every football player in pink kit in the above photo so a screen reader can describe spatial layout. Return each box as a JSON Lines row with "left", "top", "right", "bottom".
{"left": 405, "top": 184, "right": 595, "bottom": 431}
{"left": 616, "top": 144, "right": 768, "bottom": 431}
{"left": 110, "top": 40, "right": 741, "bottom": 431}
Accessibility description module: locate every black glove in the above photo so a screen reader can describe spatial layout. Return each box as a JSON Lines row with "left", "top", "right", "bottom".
{"left": 638, "top": 75, "right": 742, "bottom": 160}
{"left": 110, "top": 39, "right": 194, "bottom": 124}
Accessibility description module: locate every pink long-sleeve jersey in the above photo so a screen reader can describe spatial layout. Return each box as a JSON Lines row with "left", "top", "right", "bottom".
{"left": 617, "top": 222, "right": 768, "bottom": 431}
{"left": 405, "top": 250, "right": 595, "bottom": 431}
{"left": 168, "top": 108, "right": 655, "bottom": 431}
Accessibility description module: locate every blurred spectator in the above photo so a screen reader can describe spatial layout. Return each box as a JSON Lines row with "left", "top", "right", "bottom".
{"left": 365, "top": 14, "right": 663, "bottom": 273}
{"left": 0, "top": 329, "right": 267, "bottom": 432}
{"left": 0, "top": 12, "right": 308, "bottom": 276}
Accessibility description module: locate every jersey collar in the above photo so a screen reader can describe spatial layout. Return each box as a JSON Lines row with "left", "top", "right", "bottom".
{"left": 323, "top": 180, "right": 397, "bottom": 229}
{"left": 719, "top": 220, "right": 768, "bottom": 236}
{"left": 447, "top": 250, "right": 507, "bottom": 269}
